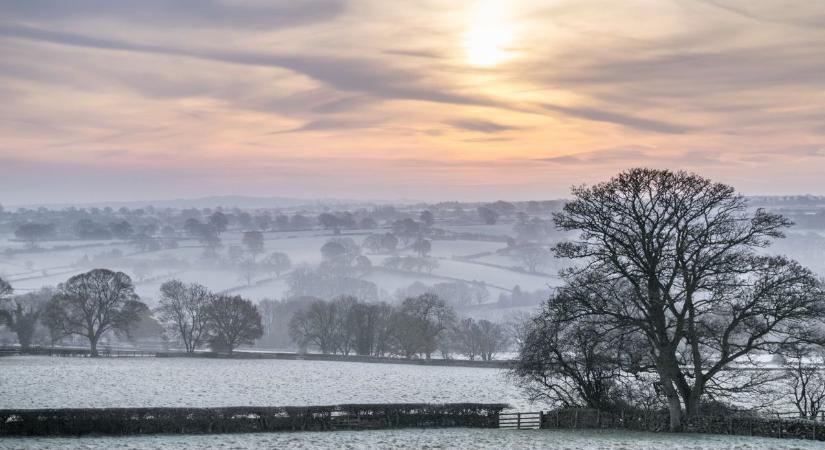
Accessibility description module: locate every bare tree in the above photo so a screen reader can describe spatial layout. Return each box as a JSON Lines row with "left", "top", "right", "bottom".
{"left": 204, "top": 295, "right": 263, "bottom": 354}
{"left": 42, "top": 269, "right": 147, "bottom": 356}
{"left": 782, "top": 344, "right": 825, "bottom": 419}
{"left": 512, "top": 289, "right": 649, "bottom": 410}
{"left": 156, "top": 280, "right": 211, "bottom": 353}
{"left": 289, "top": 298, "right": 341, "bottom": 354}
{"left": 553, "top": 168, "right": 825, "bottom": 430}
{"left": 511, "top": 245, "right": 550, "bottom": 273}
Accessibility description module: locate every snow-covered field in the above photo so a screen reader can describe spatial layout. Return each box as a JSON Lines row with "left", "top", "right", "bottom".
{"left": 0, "top": 356, "right": 534, "bottom": 410}
{"left": 1, "top": 428, "right": 819, "bottom": 450}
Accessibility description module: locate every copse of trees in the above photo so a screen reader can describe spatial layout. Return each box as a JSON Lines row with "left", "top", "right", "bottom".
{"left": 156, "top": 280, "right": 263, "bottom": 354}
{"left": 42, "top": 269, "right": 148, "bottom": 357}
{"left": 513, "top": 168, "right": 825, "bottom": 432}
{"left": 287, "top": 294, "right": 507, "bottom": 361}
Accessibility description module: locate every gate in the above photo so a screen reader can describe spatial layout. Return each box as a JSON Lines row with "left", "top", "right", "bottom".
{"left": 499, "top": 411, "right": 542, "bottom": 429}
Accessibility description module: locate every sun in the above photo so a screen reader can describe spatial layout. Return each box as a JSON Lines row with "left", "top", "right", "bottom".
{"left": 463, "top": 1, "right": 514, "bottom": 67}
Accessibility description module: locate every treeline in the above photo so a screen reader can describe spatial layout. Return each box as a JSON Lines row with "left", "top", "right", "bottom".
{"left": 0, "top": 270, "right": 263, "bottom": 356}
{"left": 0, "top": 271, "right": 508, "bottom": 361}
{"left": 288, "top": 294, "right": 508, "bottom": 360}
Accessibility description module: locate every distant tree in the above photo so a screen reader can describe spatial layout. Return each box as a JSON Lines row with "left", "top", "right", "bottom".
{"left": 420, "top": 210, "right": 435, "bottom": 227}
{"left": 477, "top": 206, "right": 499, "bottom": 225}
{"left": 205, "top": 295, "right": 263, "bottom": 354}
{"left": 263, "top": 252, "right": 292, "bottom": 277}
{"left": 392, "top": 218, "right": 420, "bottom": 244}
{"left": 489, "top": 200, "right": 516, "bottom": 217}
{"left": 274, "top": 214, "right": 290, "bottom": 230}
{"left": 362, "top": 234, "right": 383, "bottom": 253}
{"left": 354, "top": 255, "right": 373, "bottom": 275}
{"left": 318, "top": 213, "right": 339, "bottom": 230}
{"left": 242, "top": 230, "right": 265, "bottom": 259}
{"left": 109, "top": 220, "right": 134, "bottom": 240}
{"left": 320, "top": 240, "right": 347, "bottom": 262}
{"left": 208, "top": 212, "right": 229, "bottom": 235}
{"left": 254, "top": 214, "right": 272, "bottom": 231}
{"left": 290, "top": 214, "right": 311, "bottom": 230}
{"left": 14, "top": 223, "right": 55, "bottom": 248}
{"left": 380, "top": 233, "right": 399, "bottom": 253}
{"left": 359, "top": 217, "right": 377, "bottom": 229}
{"left": 156, "top": 280, "right": 212, "bottom": 352}
{"left": 237, "top": 212, "right": 253, "bottom": 229}
{"left": 74, "top": 219, "right": 112, "bottom": 240}
{"left": 184, "top": 218, "right": 203, "bottom": 237}
{"left": 512, "top": 245, "right": 551, "bottom": 273}
{"left": 43, "top": 269, "right": 148, "bottom": 356}
{"left": 238, "top": 257, "right": 258, "bottom": 285}
{"left": 412, "top": 238, "right": 432, "bottom": 257}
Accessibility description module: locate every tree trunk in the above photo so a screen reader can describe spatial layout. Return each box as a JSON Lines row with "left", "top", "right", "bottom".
{"left": 657, "top": 364, "right": 684, "bottom": 432}
{"left": 89, "top": 336, "right": 99, "bottom": 357}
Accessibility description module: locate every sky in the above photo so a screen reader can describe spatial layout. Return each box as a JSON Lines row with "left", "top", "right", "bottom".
{"left": 1, "top": 0, "right": 825, "bottom": 205}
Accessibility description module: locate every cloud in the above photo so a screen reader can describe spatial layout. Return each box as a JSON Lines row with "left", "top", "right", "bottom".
{"left": 0, "top": 0, "right": 346, "bottom": 29}
{"left": 272, "top": 117, "right": 386, "bottom": 133}
{"left": 448, "top": 119, "right": 520, "bottom": 133}
{"left": 542, "top": 103, "right": 692, "bottom": 134}
{"left": 0, "top": 24, "right": 511, "bottom": 111}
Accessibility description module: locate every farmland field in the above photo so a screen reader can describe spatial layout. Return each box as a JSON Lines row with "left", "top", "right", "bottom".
{"left": 0, "top": 356, "right": 534, "bottom": 410}
{"left": 1, "top": 428, "right": 819, "bottom": 450}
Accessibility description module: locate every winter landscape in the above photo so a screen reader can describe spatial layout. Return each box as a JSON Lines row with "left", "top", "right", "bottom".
{"left": 4, "top": 1, "right": 825, "bottom": 449}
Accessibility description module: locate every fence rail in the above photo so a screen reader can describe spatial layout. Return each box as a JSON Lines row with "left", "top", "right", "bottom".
{"left": 499, "top": 412, "right": 542, "bottom": 429}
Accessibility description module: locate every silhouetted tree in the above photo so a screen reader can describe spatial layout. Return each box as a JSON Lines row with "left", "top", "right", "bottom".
{"left": 43, "top": 269, "right": 147, "bottom": 356}
{"left": 553, "top": 168, "right": 825, "bottom": 430}
{"left": 205, "top": 295, "right": 263, "bottom": 354}
{"left": 156, "top": 280, "right": 212, "bottom": 353}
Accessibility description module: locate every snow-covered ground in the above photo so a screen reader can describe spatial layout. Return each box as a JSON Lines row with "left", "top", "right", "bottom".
{"left": 1, "top": 428, "right": 819, "bottom": 449}
{"left": 0, "top": 356, "right": 535, "bottom": 410}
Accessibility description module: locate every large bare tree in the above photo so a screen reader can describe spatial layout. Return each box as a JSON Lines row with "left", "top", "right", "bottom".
{"left": 552, "top": 168, "right": 825, "bottom": 431}
{"left": 43, "top": 269, "right": 147, "bottom": 356}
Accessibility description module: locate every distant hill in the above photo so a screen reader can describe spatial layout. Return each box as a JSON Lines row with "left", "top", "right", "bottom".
{"left": 15, "top": 195, "right": 405, "bottom": 211}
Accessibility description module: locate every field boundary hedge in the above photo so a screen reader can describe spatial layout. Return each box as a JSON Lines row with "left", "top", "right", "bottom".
{"left": 541, "top": 408, "right": 825, "bottom": 441}
{"left": 0, "top": 403, "right": 508, "bottom": 436}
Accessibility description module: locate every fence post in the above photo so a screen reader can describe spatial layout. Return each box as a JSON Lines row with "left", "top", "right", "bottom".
{"left": 597, "top": 410, "right": 601, "bottom": 428}
{"left": 517, "top": 413, "right": 521, "bottom": 430}
{"left": 539, "top": 411, "right": 544, "bottom": 429}
{"left": 574, "top": 410, "right": 578, "bottom": 429}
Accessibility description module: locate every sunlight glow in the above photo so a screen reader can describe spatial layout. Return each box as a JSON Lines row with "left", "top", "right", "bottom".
{"left": 463, "top": 1, "right": 515, "bottom": 67}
